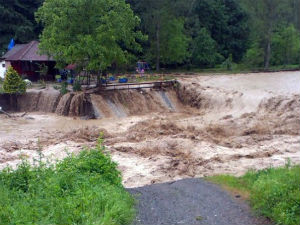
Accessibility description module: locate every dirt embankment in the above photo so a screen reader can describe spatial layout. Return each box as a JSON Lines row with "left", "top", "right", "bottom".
{"left": 91, "top": 88, "right": 181, "bottom": 118}
{"left": 0, "top": 87, "right": 181, "bottom": 119}
{"left": 0, "top": 89, "right": 94, "bottom": 117}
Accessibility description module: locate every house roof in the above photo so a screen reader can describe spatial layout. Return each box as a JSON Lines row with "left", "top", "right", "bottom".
{"left": 2, "top": 41, "right": 54, "bottom": 62}
{"left": 1, "top": 44, "right": 26, "bottom": 60}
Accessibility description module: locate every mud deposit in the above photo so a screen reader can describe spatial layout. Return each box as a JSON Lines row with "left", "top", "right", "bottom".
{"left": 0, "top": 71, "right": 299, "bottom": 188}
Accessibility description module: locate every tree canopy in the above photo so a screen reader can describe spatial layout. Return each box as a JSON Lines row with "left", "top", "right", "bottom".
{"left": 0, "top": 0, "right": 299, "bottom": 71}
{"left": 0, "top": 0, "right": 43, "bottom": 54}
{"left": 36, "top": 0, "right": 146, "bottom": 72}
{"left": 240, "top": 0, "right": 300, "bottom": 69}
{"left": 191, "top": 28, "right": 223, "bottom": 67}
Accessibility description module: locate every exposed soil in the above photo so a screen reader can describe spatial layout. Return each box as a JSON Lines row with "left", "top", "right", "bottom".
{"left": 0, "top": 71, "right": 299, "bottom": 188}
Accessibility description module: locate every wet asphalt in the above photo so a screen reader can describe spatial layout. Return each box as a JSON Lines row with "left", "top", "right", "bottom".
{"left": 128, "top": 178, "right": 271, "bottom": 225}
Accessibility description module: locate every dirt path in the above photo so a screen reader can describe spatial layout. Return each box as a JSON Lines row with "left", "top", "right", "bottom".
{"left": 129, "top": 178, "right": 271, "bottom": 225}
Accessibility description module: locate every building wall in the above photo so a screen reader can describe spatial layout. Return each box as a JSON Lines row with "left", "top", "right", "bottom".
{"left": 4, "top": 60, "right": 57, "bottom": 81}
{"left": 0, "top": 61, "right": 6, "bottom": 79}
{"left": 5, "top": 61, "right": 11, "bottom": 69}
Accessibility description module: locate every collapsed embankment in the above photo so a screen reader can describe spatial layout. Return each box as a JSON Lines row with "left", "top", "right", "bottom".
{"left": 0, "top": 90, "right": 95, "bottom": 118}
{"left": 0, "top": 86, "right": 181, "bottom": 119}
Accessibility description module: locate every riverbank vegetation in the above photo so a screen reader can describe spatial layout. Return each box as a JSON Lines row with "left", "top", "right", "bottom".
{"left": 0, "top": 138, "right": 135, "bottom": 225}
{"left": 208, "top": 164, "right": 300, "bottom": 225}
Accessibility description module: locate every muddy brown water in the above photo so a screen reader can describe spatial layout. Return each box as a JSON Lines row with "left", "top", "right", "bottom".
{"left": 0, "top": 71, "right": 299, "bottom": 188}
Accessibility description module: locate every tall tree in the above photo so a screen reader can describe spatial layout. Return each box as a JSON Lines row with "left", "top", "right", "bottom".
{"left": 191, "top": 28, "right": 223, "bottom": 67}
{"left": 240, "top": 0, "right": 298, "bottom": 69}
{"left": 192, "top": 0, "right": 249, "bottom": 62}
{"left": 36, "top": 0, "right": 146, "bottom": 72}
{"left": 128, "top": 0, "right": 190, "bottom": 71}
{"left": 271, "top": 25, "right": 300, "bottom": 66}
{"left": 159, "top": 18, "right": 190, "bottom": 65}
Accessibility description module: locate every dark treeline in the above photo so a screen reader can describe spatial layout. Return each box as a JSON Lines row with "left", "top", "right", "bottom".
{"left": 0, "top": 0, "right": 43, "bottom": 54}
{"left": 1, "top": 0, "right": 299, "bottom": 71}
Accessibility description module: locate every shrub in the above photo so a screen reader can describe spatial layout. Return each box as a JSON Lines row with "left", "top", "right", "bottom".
{"left": 0, "top": 137, "right": 135, "bottom": 225}
{"left": 60, "top": 81, "right": 68, "bottom": 95}
{"left": 73, "top": 80, "right": 81, "bottom": 91}
{"left": 222, "top": 54, "right": 233, "bottom": 71}
{"left": 36, "top": 63, "right": 48, "bottom": 80}
{"left": 3, "top": 66, "right": 26, "bottom": 94}
{"left": 243, "top": 43, "right": 264, "bottom": 68}
{"left": 249, "top": 165, "right": 300, "bottom": 225}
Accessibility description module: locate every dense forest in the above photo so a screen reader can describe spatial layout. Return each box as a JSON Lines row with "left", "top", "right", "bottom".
{"left": 0, "top": 0, "right": 43, "bottom": 54}
{"left": 1, "top": 0, "right": 299, "bottom": 71}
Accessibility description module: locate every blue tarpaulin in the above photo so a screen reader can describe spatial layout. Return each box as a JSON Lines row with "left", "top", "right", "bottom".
{"left": 8, "top": 39, "right": 15, "bottom": 51}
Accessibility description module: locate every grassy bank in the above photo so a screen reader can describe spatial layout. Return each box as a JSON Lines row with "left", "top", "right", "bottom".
{"left": 0, "top": 138, "right": 135, "bottom": 225}
{"left": 207, "top": 164, "right": 300, "bottom": 225}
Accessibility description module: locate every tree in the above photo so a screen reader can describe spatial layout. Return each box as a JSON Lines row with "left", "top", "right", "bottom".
{"left": 192, "top": 0, "right": 249, "bottom": 62}
{"left": 271, "top": 25, "right": 300, "bottom": 66}
{"left": 191, "top": 28, "right": 223, "bottom": 67}
{"left": 0, "top": 0, "right": 43, "bottom": 54}
{"left": 155, "top": 18, "right": 190, "bottom": 66}
{"left": 243, "top": 43, "right": 264, "bottom": 68}
{"left": 3, "top": 67, "right": 26, "bottom": 94}
{"left": 240, "top": 0, "right": 298, "bottom": 69}
{"left": 36, "top": 0, "right": 146, "bottom": 73}
{"left": 128, "top": 0, "right": 190, "bottom": 71}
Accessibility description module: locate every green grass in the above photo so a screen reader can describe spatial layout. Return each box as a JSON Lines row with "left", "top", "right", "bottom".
{"left": 0, "top": 138, "right": 135, "bottom": 225}
{"left": 207, "top": 164, "right": 300, "bottom": 225}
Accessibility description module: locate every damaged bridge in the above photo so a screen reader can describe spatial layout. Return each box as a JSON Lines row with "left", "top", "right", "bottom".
{"left": 101, "top": 80, "right": 177, "bottom": 91}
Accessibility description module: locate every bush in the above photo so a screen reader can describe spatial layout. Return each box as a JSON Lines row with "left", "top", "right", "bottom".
{"left": 3, "top": 66, "right": 26, "bottom": 94}
{"left": 0, "top": 137, "right": 135, "bottom": 225}
{"left": 208, "top": 164, "right": 300, "bottom": 225}
{"left": 60, "top": 81, "right": 68, "bottom": 95}
{"left": 73, "top": 80, "right": 81, "bottom": 92}
{"left": 36, "top": 63, "right": 48, "bottom": 80}
{"left": 248, "top": 165, "right": 300, "bottom": 225}
{"left": 222, "top": 54, "right": 233, "bottom": 71}
{"left": 243, "top": 43, "right": 264, "bottom": 68}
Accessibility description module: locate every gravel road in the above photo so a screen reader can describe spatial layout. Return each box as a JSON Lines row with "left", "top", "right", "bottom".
{"left": 128, "top": 178, "right": 271, "bottom": 225}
